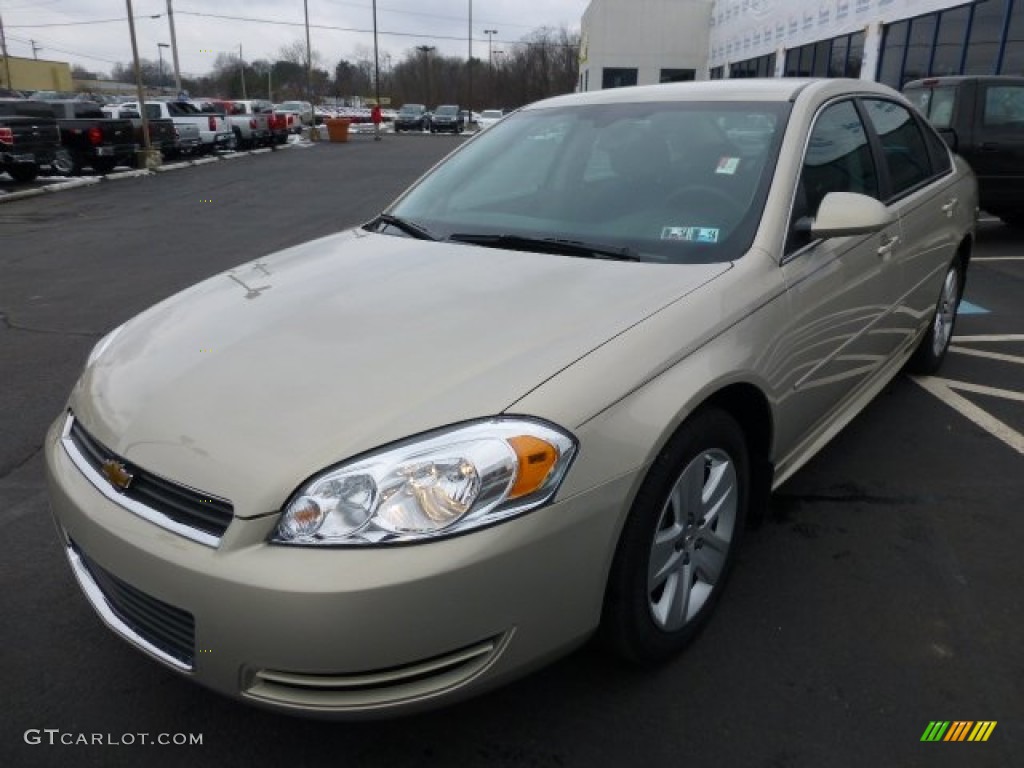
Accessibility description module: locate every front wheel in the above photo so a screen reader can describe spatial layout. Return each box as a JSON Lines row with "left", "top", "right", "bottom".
{"left": 908, "top": 256, "right": 964, "bottom": 375}
{"left": 602, "top": 407, "right": 749, "bottom": 664}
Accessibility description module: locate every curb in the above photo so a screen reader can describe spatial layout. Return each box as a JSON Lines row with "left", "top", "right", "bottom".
{"left": 0, "top": 143, "right": 316, "bottom": 205}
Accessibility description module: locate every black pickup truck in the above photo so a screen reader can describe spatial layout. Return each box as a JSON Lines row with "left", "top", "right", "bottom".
{"left": 47, "top": 99, "right": 136, "bottom": 174}
{"left": 0, "top": 98, "right": 68, "bottom": 182}
{"left": 904, "top": 75, "right": 1024, "bottom": 226}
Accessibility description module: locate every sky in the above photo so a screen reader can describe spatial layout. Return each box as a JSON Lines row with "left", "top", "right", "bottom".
{"left": 0, "top": 0, "right": 590, "bottom": 78}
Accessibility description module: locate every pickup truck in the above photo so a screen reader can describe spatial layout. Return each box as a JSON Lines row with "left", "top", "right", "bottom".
{"left": 0, "top": 98, "right": 70, "bottom": 182}
{"left": 47, "top": 99, "right": 136, "bottom": 174}
{"left": 904, "top": 75, "right": 1024, "bottom": 226}
{"left": 220, "top": 99, "right": 273, "bottom": 149}
{"left": 112, "top": 101, "right": 203, "bottom": 159}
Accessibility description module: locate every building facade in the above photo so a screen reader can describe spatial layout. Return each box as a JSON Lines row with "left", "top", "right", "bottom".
{"left": 0, "top": 55, "right": 73, "bottom": 92}
{"left": 579, "top": 0, "right": 714, "bottom": 91}
{"left": 580, "top": 0, "right": 1024, "bottom": 90}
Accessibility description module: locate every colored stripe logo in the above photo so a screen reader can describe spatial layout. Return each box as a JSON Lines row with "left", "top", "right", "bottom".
{"left": 921, "top": 721, "right": 997, "bottom": 742}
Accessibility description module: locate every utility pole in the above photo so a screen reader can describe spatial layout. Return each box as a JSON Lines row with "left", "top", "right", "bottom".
{"left": 238, "top": 43, "right": 247, "bottom": 99}
{"left": 372, "top": 0, "right": 380, "bottom": 109}
{"left": 30, "top": 39, "right": 41, "bottom": 59}
{"left": 125, "top": 0, "right": 158, "bottom": 166}
{"left": 0, "top": 8, "right": 12, "bottom": 90}
{"left": 166, "top": 0, "right": 182, "bottom": 94}
{"left": 467, "top": 0, "right": 472, "bottom": 111}
{"left": 304, "top": 0, "right": 313, "bottom": 103}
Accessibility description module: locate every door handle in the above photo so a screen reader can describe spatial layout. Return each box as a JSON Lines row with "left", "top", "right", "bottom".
{"left": 877, "top": 234, "right": 899, "bottom": 258}
{"left": 941, "top": 197, "right": 958, "bottom": 217}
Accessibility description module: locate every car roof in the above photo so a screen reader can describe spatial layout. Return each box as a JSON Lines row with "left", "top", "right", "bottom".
{"left": 527, "top": 78, "right": 902, "bottom": 111}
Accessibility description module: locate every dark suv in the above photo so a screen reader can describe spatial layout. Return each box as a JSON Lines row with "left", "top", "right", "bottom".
{"left": 430, "top": 104, "right": 465, "bottom": 134}
{"left": 394, "top": 104, "right": 431, "bottom": 133}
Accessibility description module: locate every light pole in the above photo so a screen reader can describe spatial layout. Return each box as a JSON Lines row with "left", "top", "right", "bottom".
{"left": 467, "top": 1, "right": 472, "bottom": 111}
{"left": 484, "top": 29, "right": 498, "bottom": 69}
{"left": 157, "top": 43, "right": 169, "bottom": 94}
{"left": 238, "top": 43, "right": 247, "bottom": 99}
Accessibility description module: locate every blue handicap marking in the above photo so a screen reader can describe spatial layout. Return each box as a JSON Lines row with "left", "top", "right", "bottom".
{"left": 958, "top": 300, "right": 989, "bottom": 315}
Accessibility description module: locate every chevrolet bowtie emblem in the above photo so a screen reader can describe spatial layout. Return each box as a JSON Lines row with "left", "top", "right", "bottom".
{"left": 101, "top": 459, "right": 134, "bottom": 491}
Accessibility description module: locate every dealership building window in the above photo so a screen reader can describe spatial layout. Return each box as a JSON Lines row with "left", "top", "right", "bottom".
{"left": 784, "top": 31, "right": 864, "bottom": 78}
{"left": 602, "top": 67, "right": 639, "bottom": 88}
{"left": 876, "top": 0, "right": 1024, "bottom": 88}
{"left": 660, "top": 68, "right": 696, "bottom": 82}
{"left": 729, "top": 53, "right": 776, "bottom": 78}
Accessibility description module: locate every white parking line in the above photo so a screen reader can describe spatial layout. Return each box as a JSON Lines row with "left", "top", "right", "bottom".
{"left": 972, "top": 256, "right": 1024, "bottom": 262}
{"left": 949, "top": 345, "right": 1024, "bottom": 365}
{"left": 912, "top": 376, "right": 1024, "bottom": 455}
{"left": 952, "top": 334, "right": 1024, "bottom": 342}
{"left": 938, "top": 379, "right": 1024, "bottom": 403}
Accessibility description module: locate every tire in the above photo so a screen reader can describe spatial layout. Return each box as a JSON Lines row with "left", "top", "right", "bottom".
{"left": 7, "top": 164, "right": 39, "bottom": 183}
{"left": 602, "top": 407, "right": 749, "bottom": 664}
{"left": 91, "top": 157, "right": 117, "bottom": 175}
{"left": 907, "top": 256, "right": 964, "bottom": 375}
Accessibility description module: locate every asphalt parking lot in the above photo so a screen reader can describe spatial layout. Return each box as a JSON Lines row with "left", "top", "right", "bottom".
{"left": 1, "top": 136, "right": 1021, "bottom": 768}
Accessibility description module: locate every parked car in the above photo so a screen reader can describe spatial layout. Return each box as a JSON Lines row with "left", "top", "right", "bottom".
{"left": 268, "top": 110, "right": 290, "bottom": 145}
{"left": 221, "top": 99, "right": 273, "bottom": 149}
{"left": 430, "top": 104, "right": 465, "bottom": 134}
{"left": 476, "top": 109, "right": 504, "bottom": 130}
{"left": 394, "top": 103, "right": 431, "bottom": 132}
{"left": 99, "top": 104, "right": 179, "bottom": 161}
{"left": 109, "top": 102, "right": 201, "bottom": 159}
{"left": 276, "top": 100, "right": 313, "bottom": 128}
{"left": 45, "top": 78, "right": 976, "bottom": 718}
{"left": 175, "top": 100, "right": 233, "bottom": 154}
{"left": 0, "top": 98, "right": 70, "bottom": 181}
{"left": 904, "top": 74, "right": 1024, "bottom": 227}
{"left": 47, "top": 99, "right": 136, "bottom": 175}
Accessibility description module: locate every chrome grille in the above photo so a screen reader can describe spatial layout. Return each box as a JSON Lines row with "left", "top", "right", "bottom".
{"left": 63, "top": 413, "right": 232, "bottom": 546}
{"left": 69, "top": 540, "right": 195, "bottom": 670}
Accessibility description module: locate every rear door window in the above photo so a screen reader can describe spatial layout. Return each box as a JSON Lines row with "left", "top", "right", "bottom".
{"left": 861, "top": 99, "right": 933, "bottom": 198}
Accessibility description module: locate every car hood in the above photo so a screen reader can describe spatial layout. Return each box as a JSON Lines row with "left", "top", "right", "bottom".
{"left": 72, "top": 229, "right": 729, "bottom": 515}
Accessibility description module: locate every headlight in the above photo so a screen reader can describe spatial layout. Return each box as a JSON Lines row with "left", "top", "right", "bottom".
{"left": 272, "top": 419, "right": 576, "bottom": 546}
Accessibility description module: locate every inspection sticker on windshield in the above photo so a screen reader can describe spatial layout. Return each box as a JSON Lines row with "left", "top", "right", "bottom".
{"left": 661, "top": 226, "right": 720, "bottom": 243}
{"left": 716, "top": 157, "right": 740, "bottom": 175}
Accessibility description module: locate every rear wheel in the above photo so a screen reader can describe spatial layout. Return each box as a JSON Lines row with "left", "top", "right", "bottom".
{"left": 7, "top": 164, "right": 39, "bottom": 183}
{"left": 908, "top": 256, "right": 964, "bottom": 375}
{"left": 602, "top": 408, "right": 748, "bottom": 663}
{"left": 91, "top": 157, "right": 118, "bottom": 175}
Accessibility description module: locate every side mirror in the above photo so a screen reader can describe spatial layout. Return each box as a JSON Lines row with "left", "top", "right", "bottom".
{"left": 800, "top": 192, "right": 895, "bottom": 239}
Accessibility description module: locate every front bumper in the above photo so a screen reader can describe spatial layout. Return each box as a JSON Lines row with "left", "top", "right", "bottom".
{"left": 45, "top": 415, "right": 632, "bottom": 717}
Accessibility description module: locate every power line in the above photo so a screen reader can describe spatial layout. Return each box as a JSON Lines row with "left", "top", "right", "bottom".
{"left": 174, "top": 9, "right": 576, "bottom": 49}
{"left": 6, "top": 15, "right": 163, "bottom": 29}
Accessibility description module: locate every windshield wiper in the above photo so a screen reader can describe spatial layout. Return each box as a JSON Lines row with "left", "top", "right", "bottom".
{"left": 448, "top": 233, "right": 641, "bottom": 261}
{"left": 367, "top": 213, "right": 438, "bottom": 241}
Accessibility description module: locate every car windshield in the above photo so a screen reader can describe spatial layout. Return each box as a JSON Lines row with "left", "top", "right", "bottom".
{"left": 400, "top": 105, "right": 424, "bottom": 114}
{"left": 481, "top": 110, "right": 503, "bottom": 119}
{"left": 436, "top": 105, "right": 458, "bottom": 116}
{"left": 388, "top": 99, "right": 789, "bottom": 264}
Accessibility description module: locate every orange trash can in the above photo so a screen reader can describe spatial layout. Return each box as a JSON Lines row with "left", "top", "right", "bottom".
{"left": 326, "top": 118, "right": 351, "bottom": 143}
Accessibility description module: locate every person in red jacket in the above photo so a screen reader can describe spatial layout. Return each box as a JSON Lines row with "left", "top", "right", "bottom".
{"left": 371, "top": 104, "right": 382, "bottom": 141}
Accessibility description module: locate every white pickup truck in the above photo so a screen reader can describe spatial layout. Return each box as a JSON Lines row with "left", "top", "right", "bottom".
{"left": 105, "top": 102, "right": 200, "bottom": 159}
{"left": 222, "top": 100, "right": 274, "bottom": 149}
{"left": 114, "top": 100, "right": 230, "bottom": 155}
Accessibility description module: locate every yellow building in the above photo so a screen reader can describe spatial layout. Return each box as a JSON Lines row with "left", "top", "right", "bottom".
{"left": 1, "top": 54, "right": 73, "bottom": 92}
